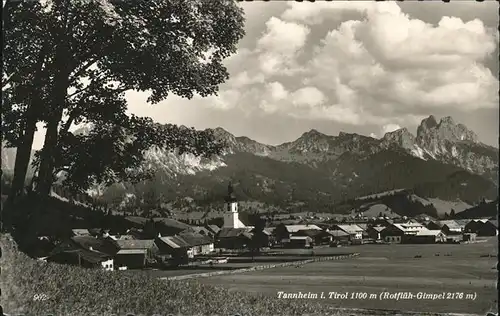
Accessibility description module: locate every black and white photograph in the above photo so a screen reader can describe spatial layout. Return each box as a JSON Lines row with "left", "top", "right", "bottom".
{"left": 1, "top": 0, "right": 498, "bottom": 315}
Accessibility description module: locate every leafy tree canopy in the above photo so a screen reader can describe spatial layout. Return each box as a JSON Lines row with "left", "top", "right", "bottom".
{"left": 2, "top": 0, "right": 245, "bottom": 196}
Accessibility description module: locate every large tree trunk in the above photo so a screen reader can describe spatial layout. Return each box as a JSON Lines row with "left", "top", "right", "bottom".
{"left": 8, "top": 107, "right": 37, "bottom": 201}
{"left": 36, "top": 114, "right": 62, "bottom": 196}
{"left": 35, "top": 1, "right": 72, "bottom": 197}
{"left": 6, "top": 45, "right": 47, "bottom": 211}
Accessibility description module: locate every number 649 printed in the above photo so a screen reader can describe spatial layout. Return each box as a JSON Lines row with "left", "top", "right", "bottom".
{"left": 33, "top": 293, "right": 49, "bottom": 301}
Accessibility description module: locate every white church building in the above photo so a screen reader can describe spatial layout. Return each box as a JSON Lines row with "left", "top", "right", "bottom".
{"left": 216, "top": 182, "right": 254, "bottom": 249}
{"left": 223, "top": 181, "right": 249, "bottom": 229}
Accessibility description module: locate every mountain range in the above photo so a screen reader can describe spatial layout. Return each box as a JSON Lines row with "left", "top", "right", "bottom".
{"left": 2, "top": 115, "right": 499, "bottom": 215}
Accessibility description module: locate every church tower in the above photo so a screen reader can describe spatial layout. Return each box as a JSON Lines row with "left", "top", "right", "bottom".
{"left": 223, "top": 181, "right": 245, "bottom": 228}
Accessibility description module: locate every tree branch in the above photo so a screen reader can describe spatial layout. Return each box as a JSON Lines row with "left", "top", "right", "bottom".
{"left": 61, "top": 109, "right": 78, "bottom": 134}
{"left": 68, "top": 56, "right": 99, "bottom": 85}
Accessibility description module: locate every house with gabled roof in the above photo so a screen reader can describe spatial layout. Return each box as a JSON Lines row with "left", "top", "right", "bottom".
{"left": 216, "top": 227, "right": 253, "bottom": 249}
{"left": 407, "top": 229, "right": 446, "bottom": 244}
{"left": 427, "top": 220, "right": 462, "bottom": 235}
{"left": 273, "top": 224, "right": 322, "bottom": 244}
{"left": 327, "top": 230, "right": 350, "bottom": 245}
{"left": 47, "top": 248, "right": 114, "bottom": 270}
{"left": 472, "top": 219, "right": 498, "bottom": 236}
{"left": 380, "top": 222, "right": 428, "bottom": 243}
{"left": 330, "top": 224, "right": 364, "bottom": 244}
{"left": 116, "top": 239, "right": 158, "bottom": 253}
{"left": 366, "top": 225, "right": 385, "bottom": 241}
{"left": 464, "top": 219, "right": 490, "bottom": 234}
{"left": 53, "top": 236, "right": 120, "bottom": 258}
{"left": 114, "top": 248, "right": 149, "bottom": 270}
{"left": 115, "top": 239, "right": 158, "bottom": 268}
{"left": 454, "top": 219, "right": 472, "bottom": 231}
{"left": 155, "top": 231, "right": 214, "bottom": 264}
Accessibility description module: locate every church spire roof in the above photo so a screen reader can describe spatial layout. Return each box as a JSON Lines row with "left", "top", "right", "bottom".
{"left": 225, "top": 181, "right": 237, "bottom": 202}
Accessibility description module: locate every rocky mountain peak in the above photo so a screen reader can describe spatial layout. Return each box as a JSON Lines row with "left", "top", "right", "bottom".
{"left": 419, "top": 115, "right": 438, "bottom": 130}
{"left": 439, "top": 116, "right": 455, "bottom": 126}
{"left": 212, "top": 127, "right": 232, "bottom": 137}
{"left": 417, "top": 115, "right": 478, "bottom": 145}
{"left": 381, "top": 127, "right": 416, "bottom": 150}
{"left": 301, "top": 129, "right": 325, "bottom": 139}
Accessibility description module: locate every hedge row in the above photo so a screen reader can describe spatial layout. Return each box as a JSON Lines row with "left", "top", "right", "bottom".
{"left": 163, "top": 253, "right": 360, "bottom": 281}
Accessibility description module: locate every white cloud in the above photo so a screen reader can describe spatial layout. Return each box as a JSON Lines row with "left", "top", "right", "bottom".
{"left": 369, "top": 133, "right": 378, "bottom": 139}
{"left": 189, "top": 2, "right": 497, "bottom": 132}
{"left": 229, "top": 71, "right": 265, "bottom": 88}
{"left": 116, "top": 3, "right": 499, "bottom": 148}
{"left": 259, "top": 82, "right": 289, "bottom": 113}
{"left": 291, "top": 87, "right": 326, "bottom": 108}
{"left": 256, "top": 17, "right": 310, "bottom": 75}
{"left": 294, "top": 2, "right": 498, "bottom": 126}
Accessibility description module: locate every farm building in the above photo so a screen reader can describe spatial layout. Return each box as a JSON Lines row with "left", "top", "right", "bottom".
{"left": 464, "top": 219, "right": 497, "bottom": 236}
{"left": 380, "top": 223, "right": 427, "bottom": 243}
{"left": 216, "top": 227, "right": 253, "bottom": 249}
{"left": 354, "top": 223, "right": 370, "bottom": 239}
{"left": 330, "top": 224, "right": 364, "bottom": 244}
{"left": 287, "top": 236, "right": 313, "bottom": 248}
{"left": 477, "top": 220, "right": 498, "bottom": 236}
{"left": 464, "top": 219, "right": 486, "bottom": 233}
{"left": 427, "top": 220, "right": 462, "bottom": 235}
{"left": 155, "top": 236, "right": 191, "bottom": 264}
{"left": 47, "top": 248, "right": 113, "bottom": 270}
{"left": 273, "top": 224, "right": 322, "bottom": 244}
{"left": 155, "top": 232, "right": 214, "bottom": 264}
{"left": 293, "top": 229, "right": 332, "bottom": 245}
{"left": 454, "top": 219, "right": 472, "bottom": 231}
{"left": 54, "top": 236, "right": 121, "bottom": 258}
{"left": 177, "top": 231, "right": 215, "bottom": 255}
{"left": 114, "top": 249, "right": 149, "bottom": 269}
{"left": 115, "top": 239, "right": 158, "bottom": 260}
{"left": 327, "top": 230, "right": 350, "bottom": 245}
{"left": 366, "top": 226, "right": 385, "bottom": 240}
{"left": 405, "top": 230, "right": 446, "bottom": 244}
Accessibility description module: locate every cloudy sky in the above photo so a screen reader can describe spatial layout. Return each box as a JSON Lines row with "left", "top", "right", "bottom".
{"left": 32, "top": 1, "right": 499, "bottom": 149}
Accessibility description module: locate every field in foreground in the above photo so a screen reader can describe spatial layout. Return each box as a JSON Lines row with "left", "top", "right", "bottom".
{"left": 200, "top": 239, "right": 498, "bottom": 315}
{"left": 4, "top": 233, "right": 459, "bottom": 316}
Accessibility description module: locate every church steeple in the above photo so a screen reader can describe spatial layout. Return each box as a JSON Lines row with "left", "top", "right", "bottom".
{"left": 223, "top": 180, "right": 244, "bottom": 228}
{"left": 225, "top": 181, "right": 237, "bottom": 203}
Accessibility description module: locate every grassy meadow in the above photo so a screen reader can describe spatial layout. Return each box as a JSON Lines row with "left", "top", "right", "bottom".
{"left": 199, "top": 238, "right": 498, "bottom": 315}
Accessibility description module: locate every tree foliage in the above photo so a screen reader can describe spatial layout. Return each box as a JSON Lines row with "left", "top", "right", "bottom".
{"left": 3, "top": 0, "right": 245, "bottom": 197}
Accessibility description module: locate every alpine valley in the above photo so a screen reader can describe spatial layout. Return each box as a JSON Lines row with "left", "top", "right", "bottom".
{"left": 2, "top": 115, "right": 499, "bottom": 218}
